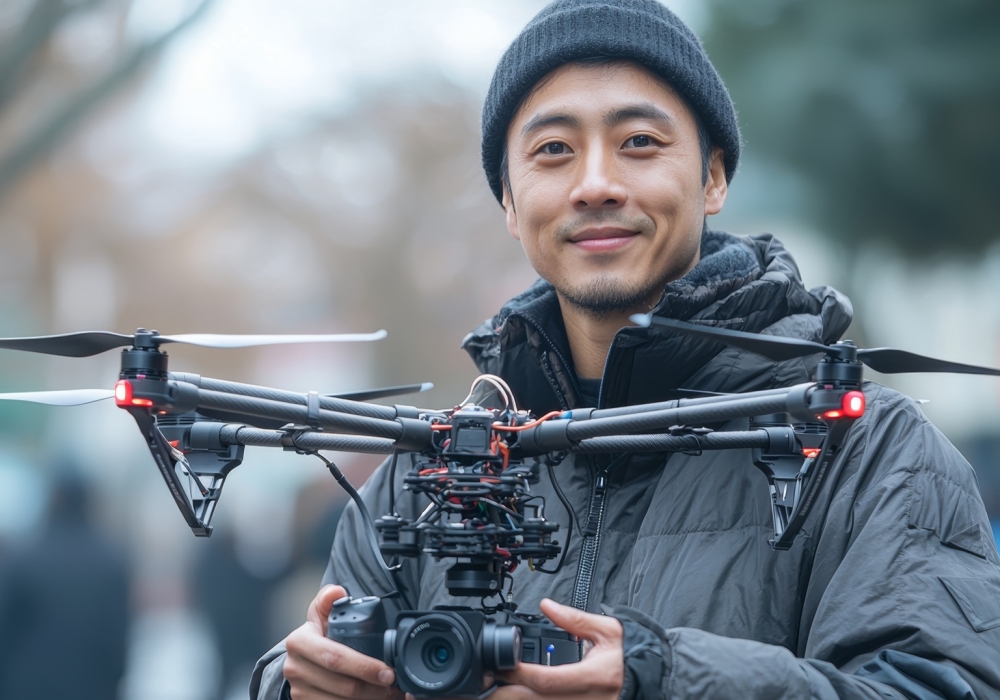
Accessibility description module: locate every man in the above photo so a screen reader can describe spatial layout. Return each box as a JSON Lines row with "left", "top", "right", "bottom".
{"left": 252, "top": 1, "right": 1000, "bottom": 698}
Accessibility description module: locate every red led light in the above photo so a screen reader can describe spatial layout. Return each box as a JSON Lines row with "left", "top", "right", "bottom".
{"left": 114, "top": 380, "right": 132, "bottom": 406}
{"left": 842, "top": 390, "right": 866, "bottom": 418}
{"left": 820, "top": 391, "right": 866, "bottom": 420}
{"left": 114, "top": 380, "right": 154, "bottom": 408}
{"left": 802, "top": 448, "right": 821, "bottom": 459}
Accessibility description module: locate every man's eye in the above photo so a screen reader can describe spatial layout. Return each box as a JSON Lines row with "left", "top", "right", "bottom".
{"left": 542, "top": 142, "right": 566, "bottom": 155}
{"left": 625, "top": 135, "right": 652, "bottom": 148}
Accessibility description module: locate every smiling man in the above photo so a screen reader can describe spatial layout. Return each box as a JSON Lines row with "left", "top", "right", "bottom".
{"left": 251, "top": 2, "right": 1000, "bottom": 699}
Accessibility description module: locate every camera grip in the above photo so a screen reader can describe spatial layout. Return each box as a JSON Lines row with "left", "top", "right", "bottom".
{"left": 326, "top": 595, "right": 389, "bottom": 662}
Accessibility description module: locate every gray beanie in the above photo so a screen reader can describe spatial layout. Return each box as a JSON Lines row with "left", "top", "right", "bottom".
{"left": 481, "top": 0, "right": 741, "bottom": 204}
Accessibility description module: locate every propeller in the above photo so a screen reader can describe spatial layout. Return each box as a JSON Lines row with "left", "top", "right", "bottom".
{"left": 330, "top": 382, "right": 434, "bottom": 402}
{"left": 0, "top": 389, "right": 115, "bottom": 406}
{"left": 631, "top": 314, "right": 1000, "bottom": 377}
{"left": 0, "top": 329, "right": 388, "bottom": 358}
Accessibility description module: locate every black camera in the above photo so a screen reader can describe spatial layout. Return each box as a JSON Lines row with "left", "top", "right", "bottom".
{"left": 327, "top": 595, "right": 577, "bottom": 698}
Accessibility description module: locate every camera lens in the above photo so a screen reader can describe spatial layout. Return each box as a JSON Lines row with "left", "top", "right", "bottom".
{"left": 423, "top": 638, "right": 454, "bottom": 671}
{"left": 399, "top": 613, "right": 471, "bottom": 693}
{"left": 482, "top": 622, "right": 521, "bottom": 670}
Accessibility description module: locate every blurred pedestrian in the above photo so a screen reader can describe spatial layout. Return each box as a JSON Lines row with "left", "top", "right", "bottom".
{"left": 0, "top": 472, "right": 130, "bottom": 700}
{"left": 193, "top": 529, "right": 288, "bottom": 700}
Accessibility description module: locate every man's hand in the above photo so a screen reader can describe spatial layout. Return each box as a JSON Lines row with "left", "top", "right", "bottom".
{"left": 491, "top": 599, "right": 624, "bottom": 699}
{"left": 284, "top": 585, "right": 403, "bottom": 700}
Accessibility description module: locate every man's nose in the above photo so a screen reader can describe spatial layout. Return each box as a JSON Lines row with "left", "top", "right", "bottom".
{"left": 569, "top": 145, "right": 628, "bottom": 209}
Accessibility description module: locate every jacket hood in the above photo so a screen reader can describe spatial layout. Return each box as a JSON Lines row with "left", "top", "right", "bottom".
{"left": 462, "top": 230, "right": 852, "bottom": 413}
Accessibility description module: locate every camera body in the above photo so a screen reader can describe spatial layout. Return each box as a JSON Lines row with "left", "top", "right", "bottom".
{"left": 327, "top": 595, "right": 577, "bottom": 698}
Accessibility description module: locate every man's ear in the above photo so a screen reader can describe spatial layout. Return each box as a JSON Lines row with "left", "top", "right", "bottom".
{"left": 704, "top": 146, "right": 728, "bottom": 217}
{"left": 502, "top": 183, "right": 521, "bottom": 242}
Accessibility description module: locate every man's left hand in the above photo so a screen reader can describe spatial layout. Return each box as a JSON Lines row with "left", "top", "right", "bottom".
{"left": 492, "top": 598, "right": 624, "bottom": 699}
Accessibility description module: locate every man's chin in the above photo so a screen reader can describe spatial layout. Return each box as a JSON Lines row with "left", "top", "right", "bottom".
{"left": 554, "top": 276, "right": 661, "bottom": 318}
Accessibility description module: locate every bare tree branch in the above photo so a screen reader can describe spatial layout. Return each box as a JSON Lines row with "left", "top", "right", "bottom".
{"left": 0, "top": 0, "right": 214, "bottom": 200}
{"left": 0, "top": 0, "right": 102, "bottom": 112}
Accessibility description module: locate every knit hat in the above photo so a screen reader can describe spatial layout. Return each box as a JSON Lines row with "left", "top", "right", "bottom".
{"left": 481, "top": 0, "right": 740, "bottom": 204}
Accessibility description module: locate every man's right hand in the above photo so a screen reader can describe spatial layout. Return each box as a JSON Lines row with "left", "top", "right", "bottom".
{"left": 284, "top": 585, "right": 403, "bottom": 700}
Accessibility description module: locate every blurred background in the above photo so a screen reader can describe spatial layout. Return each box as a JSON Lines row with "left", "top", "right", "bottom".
{"left": 0, "top": 0, "right": 996, "bottom": 698}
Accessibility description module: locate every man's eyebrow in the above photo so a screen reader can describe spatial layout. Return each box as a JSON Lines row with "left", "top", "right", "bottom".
{"left": 603, "top": 103, "right": 675, "bottom": 128}
{"left": 519, "top": 112, "right": 581, "bottom": 136}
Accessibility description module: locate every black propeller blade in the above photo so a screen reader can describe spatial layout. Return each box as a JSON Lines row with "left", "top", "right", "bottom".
{"left": 330, "top": 382, "right": 434, "bottom": 402}
{"left": 0, "top": 329, "right": 388, "bottom": 358}
{"left": 631, "top": 314, "right": 1000, "bottom": 377}
{"left": 0, "top": 332, "right": 135, "bottom": 357}
{"left": 856, "top": 348, "right": 1000, "bottom": 376}
{"left": 631, "top": 315, "right": 830, "bottom": 361}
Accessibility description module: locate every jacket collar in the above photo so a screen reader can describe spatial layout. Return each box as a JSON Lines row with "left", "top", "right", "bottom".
{"left": 461, "top": 230, "right": 853, "bottom": 414}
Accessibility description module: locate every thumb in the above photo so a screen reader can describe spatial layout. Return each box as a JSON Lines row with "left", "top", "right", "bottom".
{"left": 307, "top": 584, "right": 348, "bottom": 630}
{"left": 539, "top": 598, "right": 621, "bottom": 645}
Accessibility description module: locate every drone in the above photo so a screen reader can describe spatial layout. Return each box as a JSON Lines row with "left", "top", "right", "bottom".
{"left": 2, "top": 319, "right": 998, "bottom": 695}
{"left": 0, "top": 319, "right": 997, "bottom": 585}
{"left": 0, "top": 314, "right": 1000, "bottom": 556}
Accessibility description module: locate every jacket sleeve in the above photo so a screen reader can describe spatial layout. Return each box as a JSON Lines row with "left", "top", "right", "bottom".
{"left": 614, "top": 390, "right": 1000, "bottom": 700}
{"left": 250, "top": 453, "right": 421, "bottom": 700}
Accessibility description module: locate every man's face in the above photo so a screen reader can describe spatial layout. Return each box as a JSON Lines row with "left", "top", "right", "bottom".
{"left": 503, "top": 60, "right": 727, "bottom": 316}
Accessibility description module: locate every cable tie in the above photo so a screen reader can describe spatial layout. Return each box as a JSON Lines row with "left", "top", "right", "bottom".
{"left": 306, "top": 390, "right": 322, "bottom": 430}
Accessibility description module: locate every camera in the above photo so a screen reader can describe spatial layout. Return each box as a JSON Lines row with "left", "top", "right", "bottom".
{"left": 327, "top": 595, "right": 577, "bottom": 698}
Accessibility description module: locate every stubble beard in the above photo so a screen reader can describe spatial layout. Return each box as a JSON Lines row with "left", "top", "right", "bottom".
{"left": 555, "top": 271, "right": 670, "bottom": 319}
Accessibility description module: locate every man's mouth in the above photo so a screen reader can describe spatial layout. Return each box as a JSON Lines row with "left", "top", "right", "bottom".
{"left": 568, "top": 227, "right": 640, "bottom": 253}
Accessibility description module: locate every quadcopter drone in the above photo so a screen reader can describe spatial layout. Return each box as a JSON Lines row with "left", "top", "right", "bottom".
{"left": 0, "top": 319, "right": 997, "bottom": 695}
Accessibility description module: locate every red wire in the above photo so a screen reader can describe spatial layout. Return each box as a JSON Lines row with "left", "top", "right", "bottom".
{"left": 492, "top": 411, "right": 564, "bottom": 432}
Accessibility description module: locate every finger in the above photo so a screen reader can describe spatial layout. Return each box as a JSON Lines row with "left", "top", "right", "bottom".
{"left": 307, "top": 585, "right": 349, "bottom": 628}
{"left": 488, "top": 685, "right": 543, "bottom": 700}
{"left": 497, "top": 648, "right": 622, "bottom": 696}
{"left": 285, "top": 623, "right": 395, "bottom": 686}
{"left": 284, "top": 653, "right": 396, "bottom": 699}
{"left": 539, "top": 599, "right": 622, "bottom": 644}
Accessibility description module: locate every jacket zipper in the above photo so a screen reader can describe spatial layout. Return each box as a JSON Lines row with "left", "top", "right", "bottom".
{"left": 507, "top": 313, "right": 625, "bottom": 617}
{"left": 571, "top": 460, "right": 610, "bottom": 612}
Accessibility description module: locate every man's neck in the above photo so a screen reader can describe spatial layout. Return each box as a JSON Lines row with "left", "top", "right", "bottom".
{"left": 557, "top": 298, "right": 647, "bottom": 380}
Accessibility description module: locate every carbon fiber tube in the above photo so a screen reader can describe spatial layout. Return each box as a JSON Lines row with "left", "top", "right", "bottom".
{"left": 191, "top": 376, "right": 396, "bottom": 421}
{"left": 573, "top": 430, "right": 772, "bottom": 454}
{"left": 218, "top": 425, "right": 397, "bottom": 454}
{"left": 196, "top": 389, "right": 403, "bottom": 439}
{"left": 566, "top": 394, "right": 788, "bottom": 441}
{"left": 589, "top": 385, "right": 797, "bottom": 419}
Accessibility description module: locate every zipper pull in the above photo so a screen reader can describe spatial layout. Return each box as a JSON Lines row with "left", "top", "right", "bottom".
{"left": 594, "top": 471, "right": 608, "bottom": 495}
{"left": 583, "top": 468, "right": 610, "bottom": 536}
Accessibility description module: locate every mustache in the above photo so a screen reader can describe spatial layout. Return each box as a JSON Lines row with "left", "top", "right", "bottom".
{"left": 554, "top": 212, "right": 655, "bottom": 241}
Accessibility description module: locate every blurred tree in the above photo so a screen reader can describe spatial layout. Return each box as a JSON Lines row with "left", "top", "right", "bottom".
{"left": 703, "top": 0, "right": 1000, "bottom": 256}
{"left": 0, "top": 0, "right": 212, "bottom": 199}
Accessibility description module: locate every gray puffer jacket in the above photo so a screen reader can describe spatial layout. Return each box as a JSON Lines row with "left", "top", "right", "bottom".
{"left": 252, "top": 231, "right": 1000, "bottom": 699}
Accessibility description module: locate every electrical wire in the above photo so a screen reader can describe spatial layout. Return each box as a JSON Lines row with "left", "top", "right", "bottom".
{"left": 388, "top": 451, "right": 400, "bottom": 516}
{"left": 458, "top": 374, "right": 518, "bottom": 412}
{"left": 492, "top": 410, "right": 563, "bottom": 432}
{"left": 535, "top": 460, "right": 577, "bottom": 575}
{"left": 312, "top": 452, "right": 401, "bottom": 595}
